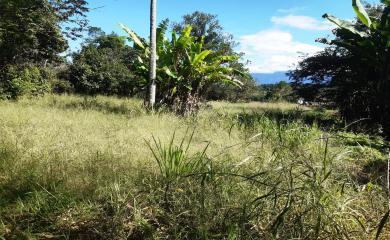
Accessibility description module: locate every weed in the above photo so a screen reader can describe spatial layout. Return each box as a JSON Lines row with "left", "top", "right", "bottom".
{"left": 0, "top": 95, "right": 389, "bottom": 239}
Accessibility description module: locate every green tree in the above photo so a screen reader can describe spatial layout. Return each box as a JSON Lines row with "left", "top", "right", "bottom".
{"left": 290, "top": 0, "right": 390, "bottom": 135}
{"left": 69, "top": 29, "right": 138, "bottom": 96}
{"left": 0, "top": 0, "right": 65, "bottom": 68}
{"left": 173, "top": 11, "right": 236, "bottom": 54}
{"left": 0, "top": 0, "right": 88, "bottom": 98}
{"left": 0, "top": 0, "right": 88, "bottom": 68}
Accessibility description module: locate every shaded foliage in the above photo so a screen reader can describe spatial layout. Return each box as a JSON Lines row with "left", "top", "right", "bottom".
{"left": 290, "top": 1, "right": 390, "bottom": 136}
{"left": 262, "top": 81, "right": 295, "bottom": 102}
{"left": 0, "top": 0, "right": 67, "bottom": 68}
{"left": 0, "top": 65, "right": 50, "bottom": 99}
{"left": 0, "top": 0, "right": 89, "bottom": 99}
{"left": 0, "top": 0, "right": 88, "bottom": 68}
{"left": 69, "top": 29, "right": 139, "bottom": 96}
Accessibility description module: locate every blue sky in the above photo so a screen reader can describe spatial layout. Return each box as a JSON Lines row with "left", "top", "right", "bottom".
{"left": 71, "top": 0, "right": 379, "bottom": 73}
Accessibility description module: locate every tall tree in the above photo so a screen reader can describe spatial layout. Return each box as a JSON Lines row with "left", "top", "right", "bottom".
{"left": 290, "top": 0, "right": 390, "bottom": 136}
{"left": 149, "top": 0, "right": 157, "bottom": 108}
{"left": 0, "top": 0, "right": 89, "bottom": 68}
{"left": 69, "top": 29, "right": 138, "bottom": 96}
{"left": 173, "top": 11, "right": 236, "bottom": 54}
{"left": 0, "top": 0, "right": 89, "bottom": 98}
{"left": 48, "top": 0, "right": 89, "bottom": 40}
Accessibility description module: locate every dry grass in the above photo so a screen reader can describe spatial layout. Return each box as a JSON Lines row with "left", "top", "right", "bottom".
{"left": 209, "top": 101, "right": 310, "bottom": 112}
{"left": 0, "top": 94, "right": 389, "bottom": 239}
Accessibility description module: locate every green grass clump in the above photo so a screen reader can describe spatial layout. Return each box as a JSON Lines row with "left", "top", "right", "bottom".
{"left": 0, "top": 95, "right": 389, "bottom": 239}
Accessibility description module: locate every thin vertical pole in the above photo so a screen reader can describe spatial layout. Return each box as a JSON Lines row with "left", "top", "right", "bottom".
{"left": 149, "top": 0, "right": 157, "bottom": 109}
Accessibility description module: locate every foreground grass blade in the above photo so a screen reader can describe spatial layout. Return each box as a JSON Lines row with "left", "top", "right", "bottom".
{"left": 375, "top": 210, "right": 390, "bottom": 240}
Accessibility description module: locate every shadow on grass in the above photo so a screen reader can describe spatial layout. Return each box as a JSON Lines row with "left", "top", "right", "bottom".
{"left": 356, "top": 159, "right": 388, "bottom": 185}
{"left": 48, "top": 96, "right": 145, "bottom": 116}
{"left": 235, "top": 108, "right": 341, "bottom": 131}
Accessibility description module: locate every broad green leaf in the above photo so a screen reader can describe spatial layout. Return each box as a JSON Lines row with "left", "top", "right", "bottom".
{"left": 171, "top": 31, "right": 177, "bottom": 46}
{"left": 157, "top": 19, "right": 169, "bottom": 51}
{"left": 199, "top": 36, "right": 205, "bottom": 50}
{"left": 233, "top": 69, "right": 251, "bottom": 78}
{"left": 219, "top": 76, "right": 243, "bottom": 87}
{"left": 182, "top": 25, "right": 193, "bottom": 38}
{"left": 352, "top": 0, "right": 372, "bottom": 27}
{"left": 192, "top": 50, "right": 211, "bottom": 66}
{"left": 171, "top": 87, "right": 177, "bottom": 95}
{"left": 137, "top": 65, "right": 148, "bottom": 71}
{"left": 231, "top": 78, "right": 244, "bottom": 87}
{"left": 216, "top": 55, "right": 239, "bottom": 62}
{"left": 163, "top": 67, "right": 177, "bottom": 78}
{"left": 323, "top": 14, "right": 368, "bottom": 37}
{"left": 120, "top": 23, "right": 145, "bottom": 49}
{"left": 184, "top": 84, "right": 193, "bottom": 90}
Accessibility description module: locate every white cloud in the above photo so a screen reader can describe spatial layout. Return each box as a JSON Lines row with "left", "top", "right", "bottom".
{"left": 271, "top": 15, "right": 332, "bottom": 31}
{"left": 277, "top": 6, "right": 307, "bottom": 14}
{"left": 239, "top": 29, "right": 322, "bottom": 73}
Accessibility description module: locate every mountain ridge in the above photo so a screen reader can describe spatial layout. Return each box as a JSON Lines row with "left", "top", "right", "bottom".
{"left": 251, "top": 72, "right": 290, "bottom": 85}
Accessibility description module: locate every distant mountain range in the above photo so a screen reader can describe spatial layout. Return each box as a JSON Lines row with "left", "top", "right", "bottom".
{"left": 251, "top": 72, "right": 290, "bottom": 85}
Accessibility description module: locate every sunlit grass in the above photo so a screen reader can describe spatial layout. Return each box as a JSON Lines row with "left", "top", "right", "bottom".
{"left": 209, "top": 100, "right": 309, "bottom": 112}
{"left": 0, "top": 95, "right": 389, "bottom": 239}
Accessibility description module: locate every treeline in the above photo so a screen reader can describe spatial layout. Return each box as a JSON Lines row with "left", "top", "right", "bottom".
{"left": 289, "top": 0, "right": 390, "bottom": 136}
{"left": 0, "top": 0, "right": 88, "bottom": 99}
{"left": 0, "top": 2, "right": 259, "bottom": 106}
{"left": 0, "top": 0, "right": 296, "bottom": 108}
{"left": 3, "top": 0, "right": 388, "bottom": 135}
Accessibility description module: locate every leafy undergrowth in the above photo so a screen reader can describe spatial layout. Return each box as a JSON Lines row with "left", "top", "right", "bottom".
{"left": 0, "top": 95, "right": 389, "bottom": 239}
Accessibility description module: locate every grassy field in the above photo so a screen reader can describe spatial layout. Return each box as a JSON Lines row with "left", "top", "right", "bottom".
{"left": 0, "top": 95, "right": 389, "bottom": 239}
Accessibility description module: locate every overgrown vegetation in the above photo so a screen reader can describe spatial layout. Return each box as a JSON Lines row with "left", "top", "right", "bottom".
{"left": 1, "top": 0, "right": 390, "bottom": 238}
{"left": 0, "top": 0, "right": 88, "bottom": 99}
{"left": 69, "top": 28, "right": 139, "bottom": 96}
{"left": 121, "top": 22, "right": 248, "bottom": 114}
{"left": 0, "top": 95, "right": 389, "bottom": 239}
{"left": 290, "top": 0, "right": 390, "bottom": 136}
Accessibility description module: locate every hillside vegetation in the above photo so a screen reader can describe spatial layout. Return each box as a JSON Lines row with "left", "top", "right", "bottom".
{"left": 0, "top": 95, "right": 389, "bottom": 239}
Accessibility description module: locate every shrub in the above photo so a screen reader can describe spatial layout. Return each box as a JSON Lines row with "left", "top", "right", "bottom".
{"left": 69, "top": 33, "right": 139, "bottom": 96}
{"left": 50, "top": 79, "right": 75, "bottom": 94}
{"left": 0, "top": 65, "right": 50, "bottom": 99}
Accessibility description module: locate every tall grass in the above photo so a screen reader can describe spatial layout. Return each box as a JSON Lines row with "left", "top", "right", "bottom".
{"left": 0, "top": 95, "right": 389, "bottom": 239}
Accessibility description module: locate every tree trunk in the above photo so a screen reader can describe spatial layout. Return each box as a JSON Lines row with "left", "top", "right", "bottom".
{"left": 149, "top": 0, "right": 157, "bottom": 108}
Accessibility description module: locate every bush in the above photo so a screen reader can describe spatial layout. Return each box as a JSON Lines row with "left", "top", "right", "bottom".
{"left": 50, "top": 79, "right": 74, "bottom": 94}
{"left": 0, "top": 82, "right": 10, "bottom": 100}
{"left": 0, "top": 65, "right": 50, "bottom": 99}
{"left": 69, "top": 33, "right": 139, "bottom": 96}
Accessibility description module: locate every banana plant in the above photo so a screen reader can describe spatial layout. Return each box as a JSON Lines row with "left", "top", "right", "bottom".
{"left": 322, "top": 0, "right": 389, "bottom": 61}
{"left": 121, "top": 22, "right": 246, "bottom": 114}
{"left": 321, "top": 0, "right": 390, "bottom": 137}
{"left": 323, "top": 0, "right": 389, "bottom": 34}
